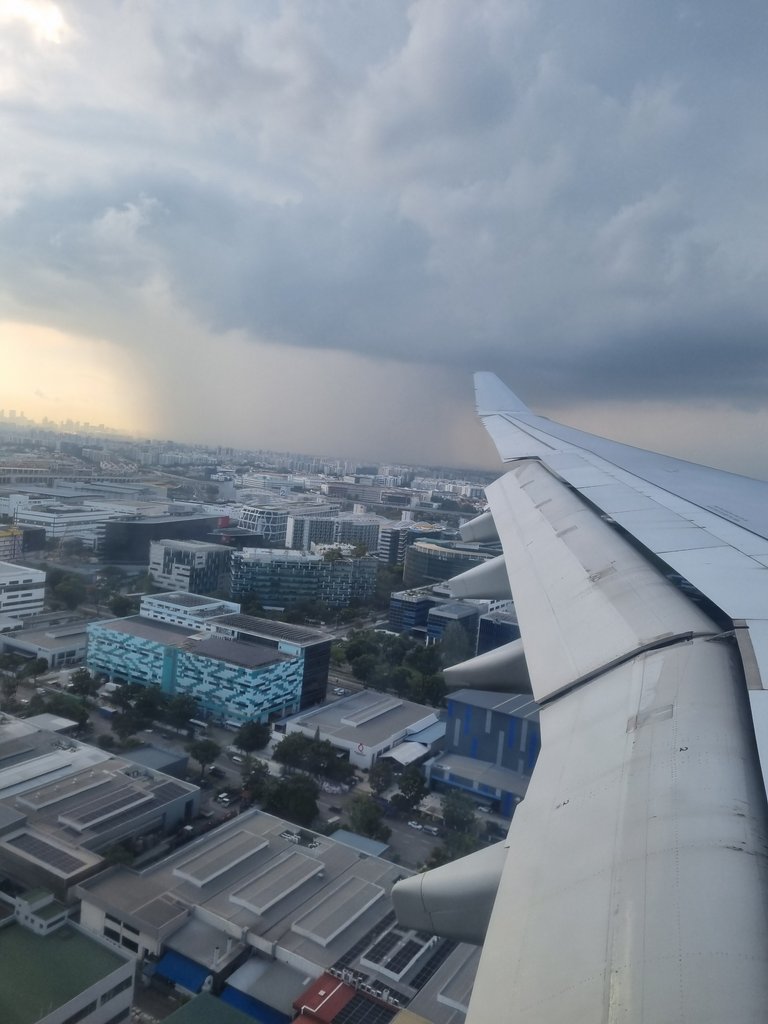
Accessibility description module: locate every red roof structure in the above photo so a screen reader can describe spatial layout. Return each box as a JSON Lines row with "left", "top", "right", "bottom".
{"left": 292, "top": 973, "right": 356, "bottom": 1023}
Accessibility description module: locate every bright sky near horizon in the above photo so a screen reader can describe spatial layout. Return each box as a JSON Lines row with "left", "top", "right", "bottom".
{"left": 3, "top": 1, "right": 768, "bottom": 474}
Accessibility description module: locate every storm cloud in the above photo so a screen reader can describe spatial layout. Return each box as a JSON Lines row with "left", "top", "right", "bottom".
{"left": 3, "top": 1, "right": 768, "bottom": 466}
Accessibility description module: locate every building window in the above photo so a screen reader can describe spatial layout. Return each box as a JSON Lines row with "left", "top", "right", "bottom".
{"left": 121, "top": 936, "right": 139, "bottom": 953}
{"left": 100, "top": 976, "right": 132, "bottom": 1005}
{"left": 62, "top": 1000, "right": 97, "bottom": 1024}
{"left": 104, "top": 926, "right": 120, "bottom": 943}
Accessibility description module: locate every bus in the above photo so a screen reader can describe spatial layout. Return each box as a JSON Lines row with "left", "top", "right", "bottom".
{"left": 189, "top": 718, "right": 209, "bottom": 735}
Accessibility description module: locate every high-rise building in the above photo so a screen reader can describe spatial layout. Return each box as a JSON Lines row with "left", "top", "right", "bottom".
{"left": 402, "top": 540, "right": 493, "bottom": 588}
{"left": 239, "top": 502, "right": 339, "bottom": 546}
{"left": 148, "top": 539, "right": 232, "bottom": 594}
{"left": 229, "top": 548, "right": 377, "bottom": 609}
{"left": 286, "top": 511, "right": 387, "bottom": 552}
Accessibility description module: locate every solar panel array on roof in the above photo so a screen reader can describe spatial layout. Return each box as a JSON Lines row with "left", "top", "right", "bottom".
{"left": 190, "top": 636, "right": 286, "bottom": 668}
{"left": 151, "top": 780, "right": 189, "bottom": 802}
{"left": 6, "top": 832, "right": 87, "bottom": 874}
{"left": 211, "top": 614, "right": 325, "bottom": 645}
{"left": 383, "top": 939, "right": 423, "bottom": 978}
{"left": 16, "top": 772, "right": 110, "bottom": 810}
{"left": 409, "top": 938, "right": 457, "bottom": 990}
{"left": 334, "top": 911, "right": 396, "bottom": 970}
{"left": 365, "top": 931, "right": 399, "bottom": 965}
{"left": 334, "top": 994, "right": 396, "bottom": 1024}
{"left": 58, "top": 785, "right": 153, "bottom": 831}
{"left": 361, "top": 928, "right": 431, "bottom": 981}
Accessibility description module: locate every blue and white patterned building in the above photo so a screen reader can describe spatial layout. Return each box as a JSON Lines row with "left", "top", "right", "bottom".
{"left": 86, "top": 616, "right": 303, "bottom": 725}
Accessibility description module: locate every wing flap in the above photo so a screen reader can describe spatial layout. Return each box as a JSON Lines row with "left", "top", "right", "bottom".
{"left": 467, "top": 638, "right": 768, "bottom": 1023}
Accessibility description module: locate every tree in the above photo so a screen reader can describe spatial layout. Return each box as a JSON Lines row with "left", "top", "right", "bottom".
{"left": 112, "top": 712, "right": 140, "bottom": 742}
{"left": 350, "top": 653, "right": 378, "bottom": 683}
{"left": 164, "top": 693, "right": 199, "bottom": 731}
{"left": 368, "top": 759, "right": 394, "bottom": 796}
{"left": 24, "top": 658, "right": 49, "bottom": 680}
{"left": 44, "top": 692, "right": 89, "bottom": 729}
{"left": 273, "top": 733, "right": 316, "bottom": 772}
{"left": 397, "top": 765, "right": 427, "bottom": 809}
{"left": 0, "top": 676, "right": 18, "bottom": 708}
{"left": 109, "top": 594, "right": 134, "bottom": 617}
{"left": 187, "top": 739, "right": 222, "bottom": 779}
{"left": 263, "top": 774, "right": 319, "bottom": 827}
{"left": 441, "top": 790, "right": 477, "bottom": 834}
{"left": 61, "top": 537, "right": 86, "bottom": 556}
{"left": 243, "top": 759, "right": 271, "bottom": 802}
{"left": 70, "top": 668, "right": 100, "bottom": 698}
{"left": 424, "top": 830, "right": 480, "bottom": 869}
{"left": 235, "top": 721, "right": 271, "bottom": 753}
{"left": 273, "top": 733, "right": 355, "bottom": 784}
{"left": 405, "top": 643, "right": 441, "bottom": 677}
{"left": 52, "top": 576, "right": 86, "bottom": 610}
{"left": 347, "top": 794, "right": 391, "bottom": 841}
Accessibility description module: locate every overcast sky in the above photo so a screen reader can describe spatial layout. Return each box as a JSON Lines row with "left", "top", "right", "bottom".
{"left": 2, "top": 1, "right": 768, "bottom": 474}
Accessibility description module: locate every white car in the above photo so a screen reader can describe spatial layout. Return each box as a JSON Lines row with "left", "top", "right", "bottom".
{"left": 407, "top": 820, "right": 423, "bottom": 831}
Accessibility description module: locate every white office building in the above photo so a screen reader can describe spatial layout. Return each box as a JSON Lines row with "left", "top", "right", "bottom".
{"left": 0, "top": 560, "right": 45, "bottom": 627}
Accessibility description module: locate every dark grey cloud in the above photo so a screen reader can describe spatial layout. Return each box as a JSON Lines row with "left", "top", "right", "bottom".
{"left": 3, "top": 0, "right": 768, "bottom": 465}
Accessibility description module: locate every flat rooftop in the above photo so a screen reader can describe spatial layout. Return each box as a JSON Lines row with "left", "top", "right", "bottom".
{"left": 211, "top": 613, "right": 328, "bottom": 646}
{"left": 77, "top": 811, "right": 405, "bottom": 970}
{"left": 191, "top": 636, "right": 287, "bottom": 669}
{"left": 430, "top": 752, "right": 531, "bottom": 799}
{"left": 0, "top": 923, "right": 128, "bottom": 1024}
{"left": 89, "top": 615, "right": 199, "bottom": 647}
{"left": 153, "top": 540, "right": 230, "bottom": 553}
{"left": 147, "top": 592, "right": 214, "bottom": 608}
{"left": 91, "top": 616, "right": 289, "bottom": 668}
{"left": 286, "top": 690, "right": 438, "bottom": 748}
{"left": 447, "top": 689, "right": 539, "bottom": 720}
{"left": 1, "top": 621, "right": 90, "bottom": 650}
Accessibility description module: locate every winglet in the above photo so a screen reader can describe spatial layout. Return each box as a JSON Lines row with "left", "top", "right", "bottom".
{"left": 474, "top": 372, "right": 532, "bottom": 417}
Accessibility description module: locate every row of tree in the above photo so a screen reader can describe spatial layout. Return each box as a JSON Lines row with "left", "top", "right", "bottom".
{"left": 336, "top": 630, "right": 447, "bottom": 706}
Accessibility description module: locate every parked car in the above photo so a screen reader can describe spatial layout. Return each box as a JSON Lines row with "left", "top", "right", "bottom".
{"left": 407, "top": 820, "right": 423, "bottom": 830}
{"left": 423, "top": 825, "right": 440, "bottom": 836}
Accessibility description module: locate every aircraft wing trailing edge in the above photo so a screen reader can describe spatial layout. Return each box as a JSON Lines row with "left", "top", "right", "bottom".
{"left": 393, "top": 373, "right": 768, "bottom": 1022}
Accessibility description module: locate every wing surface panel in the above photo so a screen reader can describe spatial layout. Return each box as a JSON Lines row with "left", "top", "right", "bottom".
{"left": 475, "top": 371, "right": 768, "bottom": 543}
{"left": 466, "top": 638, "right": 768, "bottom": 1023}
{"left": 483, "top": 461, "right": 718, "bottom": 703}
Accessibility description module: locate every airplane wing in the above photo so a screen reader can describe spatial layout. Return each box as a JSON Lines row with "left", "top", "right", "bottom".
{"left": 393, "top": 373, "right": 768, "bottom": 1022}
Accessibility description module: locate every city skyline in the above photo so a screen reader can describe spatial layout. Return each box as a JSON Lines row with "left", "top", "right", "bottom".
{"left": 4, "top": 3, "right": 768, "bottom": 477}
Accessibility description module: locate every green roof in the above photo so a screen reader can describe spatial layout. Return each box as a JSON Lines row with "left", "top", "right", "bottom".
{"left": 0, "top": 924, "right": 129, "bottom": 1024}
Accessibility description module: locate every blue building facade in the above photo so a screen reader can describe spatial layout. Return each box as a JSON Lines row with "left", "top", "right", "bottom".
{"left": 427, "top": 689, "right": 540, "bottom": 818}
{"left": 86, "top": 617, "right": 302, "bottom": 725}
